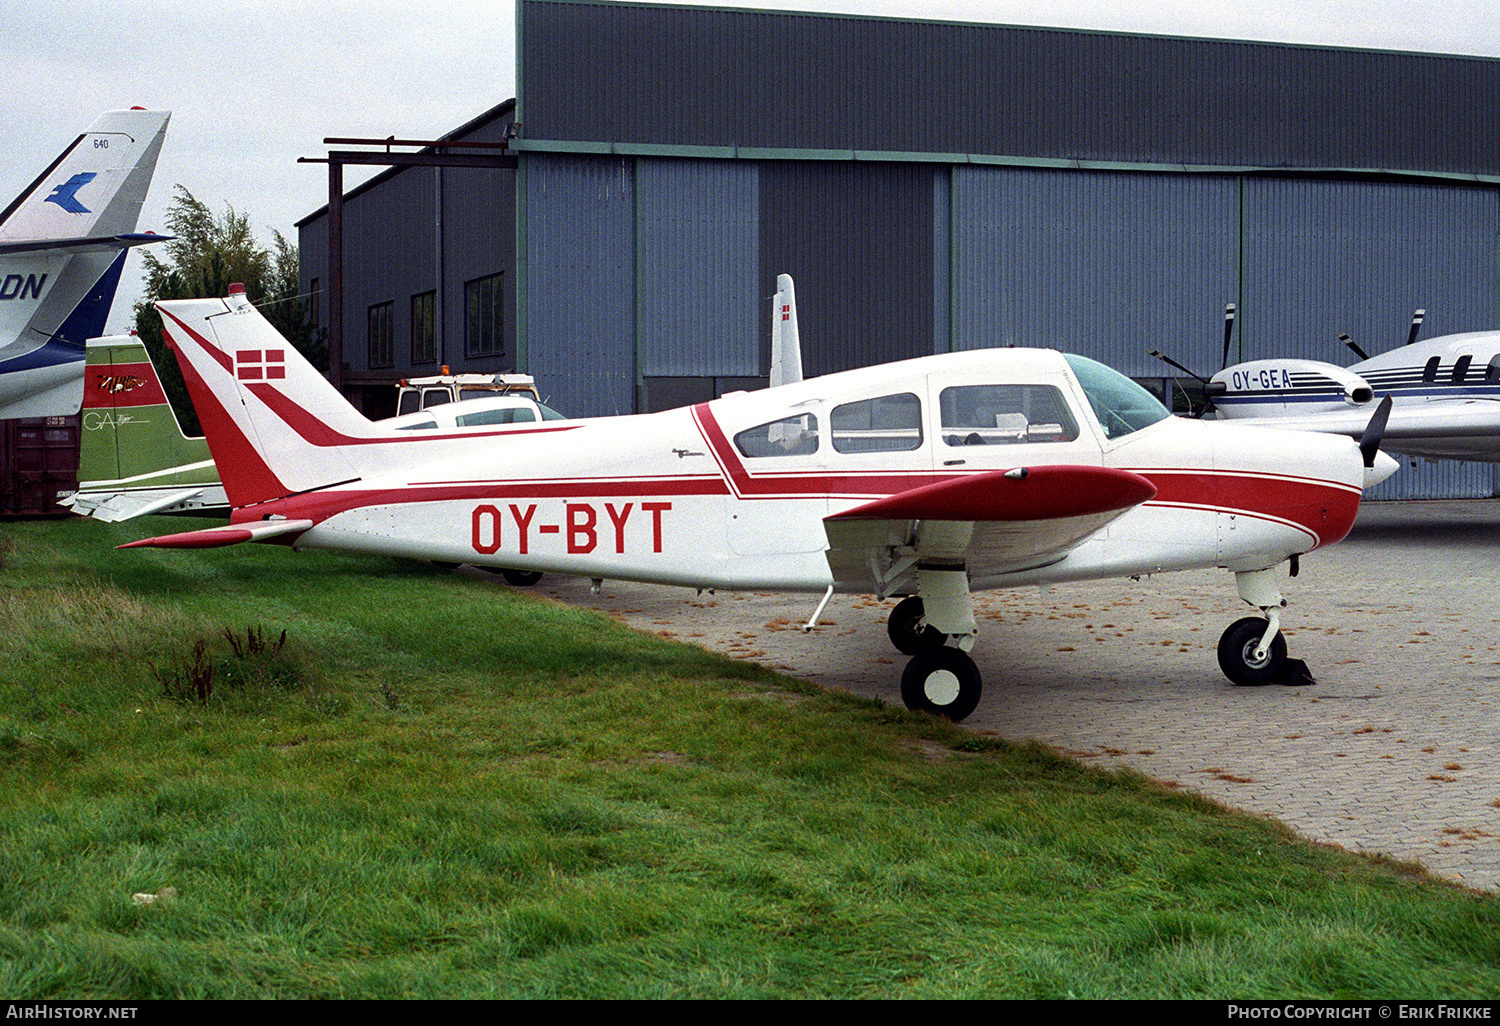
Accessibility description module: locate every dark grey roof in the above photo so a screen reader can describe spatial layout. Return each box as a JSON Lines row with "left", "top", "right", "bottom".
{"left": 518, "top": 1, "right": 1500, "bottom": 180}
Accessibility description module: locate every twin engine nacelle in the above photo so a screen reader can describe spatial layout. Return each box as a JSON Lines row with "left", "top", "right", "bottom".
{"left": 1206, "top": 359, "right": 1373, "bottom": 417}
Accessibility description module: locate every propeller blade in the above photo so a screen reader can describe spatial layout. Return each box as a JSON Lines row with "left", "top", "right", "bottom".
{"left": 1221, "top": 302, "right": 1237, "bottom": 369}
{"left": 1338, "top": 332, "right": 1370, "bottom": 361}
{"left": 1405, "top": 308, "right": 1426, "bottom": 346}
{"left": 1147, "top": 349, "right": 1207, "bottom": 384}
{"left": 1358, "top": 395, "right": 1394, "bottom": 468}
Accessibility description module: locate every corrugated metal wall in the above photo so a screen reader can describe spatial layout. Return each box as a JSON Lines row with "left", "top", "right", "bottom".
{"left": 1241, "top": 178, "right": 1500, "bottom": 359}
{"left": 638, "top": 159, "right": 759, "bottom": 376}
{"left": 951, "top": 168, "right": 1240, "bottom": 376}
{"left": 500, "top": 3, "right": 1500, "bottom": 496}
{"left": 757, "top": 162, "right": 936, "bottom": 376}
{"left": 524, "top": 153, "right": 637, "bottom": 416}
{"left": 342, "top": 169, "right": 435, "bottom": 378}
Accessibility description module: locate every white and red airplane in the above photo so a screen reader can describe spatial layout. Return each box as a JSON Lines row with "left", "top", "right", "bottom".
{"left": 120, "top": 284, "right": 1397, "bottom": 722}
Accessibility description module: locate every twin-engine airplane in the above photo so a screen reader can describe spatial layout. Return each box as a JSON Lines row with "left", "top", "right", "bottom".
{"left": 1197, "top": 310, "right": 1500, "bottom": 463}
{"left": 121, "top": 285, "right": 1397, "bottom": 722}
{"left": 0, "top": 108, "right": 171, "bottom": 418}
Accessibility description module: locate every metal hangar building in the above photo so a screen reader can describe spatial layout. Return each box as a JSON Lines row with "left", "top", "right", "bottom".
{"left": 297, "top": 0, "right": 1500, "bottom": 499}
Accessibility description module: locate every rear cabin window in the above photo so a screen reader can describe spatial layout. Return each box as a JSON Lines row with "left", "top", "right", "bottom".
{"left": 939, "top": 384, "right": 1079, "bottom": 446}
{"left": 735, "top": 413, "right": 819, "bottom": 457}
{"left": 831, "top": 392, "right": 922, "bottom": 453}
{"left": 456, "top": 407, "right": 537, "bottom": 427}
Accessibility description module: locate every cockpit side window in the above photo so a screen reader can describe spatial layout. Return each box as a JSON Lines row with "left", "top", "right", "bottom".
{"left": 1423, "top": 356, "right": 1440, "bottom": 383}
{"left": 1062, "top": 355, "right": 1171, "bottom": 440}
{"left": 734, "top": 413, "right": 819, "bottom": 457}
{"left": 1453, "top": 356, "right": 1472, "bottom": 384}
{"left": 832, "top": 392, "right": 922, "bottom": 453}
{"left": 939, "top": 384, "right": 1078, "bottom": 446}
{"left": 1486, "top": 355, "right": 1500, "bottom": 384}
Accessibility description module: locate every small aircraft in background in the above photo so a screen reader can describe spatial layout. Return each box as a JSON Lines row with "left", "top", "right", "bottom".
{"left": 1157, "top": 306, "right": 1500, "bottom": 463}
{"left": 115, "top": 280, "right": 1399, "bottom": 721}
{"left": 0, "top": 108, "right": 170, "bottom": 418}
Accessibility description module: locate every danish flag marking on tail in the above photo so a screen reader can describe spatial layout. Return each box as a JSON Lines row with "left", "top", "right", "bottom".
{"left": 236, "top": 349, "right": 285, "bottom": 381}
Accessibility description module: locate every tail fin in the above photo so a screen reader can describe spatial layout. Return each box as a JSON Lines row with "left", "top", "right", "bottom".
{"left": 0, "top": 109, "right": 171, "bottom": 419}
{"left": 769, "top": 273, "right": 803, "bottom": 388}
{"left": 61, "top": 334, "right": 222, "bottom": 521}
{"left": 158, "top": 287, "right": 581, "bottom": 513}
{"left": 0, "top": 108, "right": 171, "bottom": 246}
{"left": 155, "top": 285, "right": 464, "bottom": 510}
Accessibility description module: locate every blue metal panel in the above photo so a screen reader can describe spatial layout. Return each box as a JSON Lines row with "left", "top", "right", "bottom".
{"left": 523, "top": 153, "right": 637, "bottom": 417}
{"left": 637, "top": 158, "right": 759, "bottom": 376}
{"left": 1368, "top": 458, "right": 1497, "bottom": 500}
{"left": 951, "top": 168, "right": 1240, "bottom": 376}
{"left": 1242, "top": 179, "right": 1500, "bottom": 361}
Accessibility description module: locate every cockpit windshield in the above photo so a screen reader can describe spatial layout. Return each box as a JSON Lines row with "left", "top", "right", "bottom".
{"left": 1063, "top": 354, "right": 1171, "bottom": 440}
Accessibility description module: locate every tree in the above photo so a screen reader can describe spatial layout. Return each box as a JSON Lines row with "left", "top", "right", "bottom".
{"left": 132, "top": 185, "right": 325, "bottom": 436}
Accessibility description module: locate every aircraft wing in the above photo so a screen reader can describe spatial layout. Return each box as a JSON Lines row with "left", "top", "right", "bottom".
{"left": 1230, "top": 399, "right": 1500, "bottom": 442}
{"left": 117, "top": 519, "right": 313, "bottom": 550}
{"left": 823, "top": 465, "right": 1157, "bottom": 592}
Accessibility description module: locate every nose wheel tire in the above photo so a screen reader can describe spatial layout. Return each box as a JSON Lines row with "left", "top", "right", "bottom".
{"left": 500, "top": 568, "right": 544, "bottom": 587}
{"left": 1217, "top": 616, "right": 1288, "bottom": 686}
{"left": 887, "top": 596, "right": 949, "bottom": 655}
{"left": 901, "top": 647, "right": 982, "bottom": 721}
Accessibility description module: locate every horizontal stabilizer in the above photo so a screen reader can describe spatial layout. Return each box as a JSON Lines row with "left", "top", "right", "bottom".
{"left": 826, "top": 465, "right": 1157, "bottom": 523}
{"left": 0, "top": 233, "right": 170, "bottom": 256}
{"left": 117, "top": 518, "right": 313, "bottom": 550}
{"left": 62, "top": 486, "right": 206, "bottom": 523}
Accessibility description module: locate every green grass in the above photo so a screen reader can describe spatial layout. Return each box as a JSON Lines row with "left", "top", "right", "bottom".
{"left": 0, "top": 517, "right": 1497, "bottom": 998}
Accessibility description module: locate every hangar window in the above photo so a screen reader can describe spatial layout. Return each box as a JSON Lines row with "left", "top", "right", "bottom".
{"left": 465, "top": 272, "right": 504, "bottom": 358}
{"left": 832, "top": 393, "right": 922, "bottom": 453}
{"left": 735, "top": 413, "right": 818, "bottom": 457}
{"left": 940, "top": 384, "right": 1078, "bottom": 445}
{"left": 367, "top": 301, "right": 393, "bottom": 369}
{"left": 411, "top": 291, "right": 436, "bottom": 364}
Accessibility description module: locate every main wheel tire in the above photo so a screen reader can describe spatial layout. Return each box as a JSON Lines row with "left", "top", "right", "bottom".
{"left": 1216, "top": 616, "right": 1288, "bottom": 686}
{"left": 500, "top": 568, "right": 544, "bottom": 587}
{"left": 900, "top": 647, "right": 983, "bottom": 722}
{"left": 887, "top": 596, "right": 948, "bottom": 655}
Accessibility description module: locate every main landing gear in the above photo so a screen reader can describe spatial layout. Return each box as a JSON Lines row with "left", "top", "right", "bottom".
{"left": 888, "top": 568, "right": 985, "bottom": 722}
{"left": 1215, "top": 567, "right": 1313, "bottom": 687}
{"left": 887, "top": 564, "right": 1315, "bottom": 721}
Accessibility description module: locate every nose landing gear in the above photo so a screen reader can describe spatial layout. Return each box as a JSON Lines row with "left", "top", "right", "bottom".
{"left": 1218, "top": 567, "right": 1315, "bottom": 687}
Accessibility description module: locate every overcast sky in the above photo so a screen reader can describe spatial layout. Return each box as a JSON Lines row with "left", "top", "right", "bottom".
{"left": 3, "top": 0, "right": 1498, "bottom": 331}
